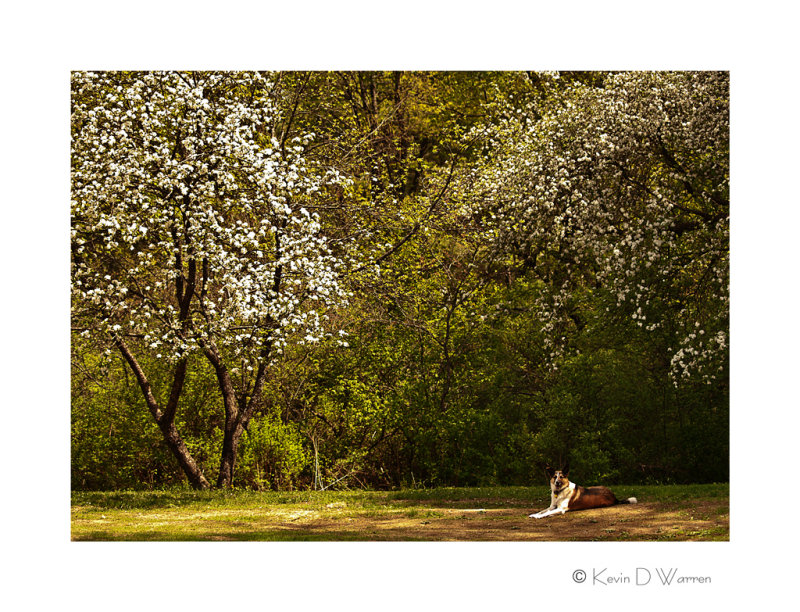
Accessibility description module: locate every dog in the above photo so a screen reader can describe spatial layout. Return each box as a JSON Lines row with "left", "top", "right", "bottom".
{"left": 529, "top": 465, "right": 637, "bottom": 519}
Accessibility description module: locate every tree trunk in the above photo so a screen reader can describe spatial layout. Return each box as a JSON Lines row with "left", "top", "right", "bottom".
{"left": 204, "top": 341, "right": 271, "bottom": 488}
{"left": 161, "top": 420, "right": 212, "bottom": 490}
{"left": 217, "top": 420, "right": 245, "bottom": 488}
{"left": 114, "top": 336, "right": 211, "bottom": 489}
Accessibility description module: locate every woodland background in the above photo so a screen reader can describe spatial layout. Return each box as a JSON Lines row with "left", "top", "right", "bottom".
{"left": 71, "top": 71, "right": 729, "bottom": 491}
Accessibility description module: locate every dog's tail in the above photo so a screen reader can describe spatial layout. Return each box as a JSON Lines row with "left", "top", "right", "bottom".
{"left": 617, "top": 497, "right": 638, "bottom": 504}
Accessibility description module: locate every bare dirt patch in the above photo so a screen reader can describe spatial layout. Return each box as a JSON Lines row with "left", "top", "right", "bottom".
{"left": 70, "top": 487, "right": 729, "bottom": 541}
{"left": 274, "top": 500, "right": 728, "bottom": 541}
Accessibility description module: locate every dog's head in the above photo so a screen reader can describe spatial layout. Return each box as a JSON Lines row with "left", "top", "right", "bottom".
{"left": 545, "top": 465, "right": 570, "bottom": 493}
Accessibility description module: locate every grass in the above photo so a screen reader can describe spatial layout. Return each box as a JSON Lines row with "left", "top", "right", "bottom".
{"left": 71, "top": 483, "right": 729, "bottom": 542}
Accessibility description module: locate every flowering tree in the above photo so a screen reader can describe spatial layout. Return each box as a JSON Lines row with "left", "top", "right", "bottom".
{"left": 459, "top": 71, "right": 729, "bottom": 384}
{"left": 71, "top": 71, "right": 350, "bottom": 487}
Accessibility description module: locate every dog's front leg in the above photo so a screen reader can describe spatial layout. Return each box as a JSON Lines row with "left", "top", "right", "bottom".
{"left": 529, "top": 506, "right": 558, "bottom": 519}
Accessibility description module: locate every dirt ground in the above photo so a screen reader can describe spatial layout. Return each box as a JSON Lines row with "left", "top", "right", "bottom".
{"left": 263, "top": 499, "right": 729, "bottom": 541}
{"left": 71, "top": 490, "right": 729, "bottom": 541}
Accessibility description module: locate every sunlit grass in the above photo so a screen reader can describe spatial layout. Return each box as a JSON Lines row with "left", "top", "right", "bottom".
{"left": 71, "top": 484, "right": 729, "bottom": 542}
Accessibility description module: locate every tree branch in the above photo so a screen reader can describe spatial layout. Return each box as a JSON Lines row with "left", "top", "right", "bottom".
{"left": 112, "top": 334, "right": 163, "bottom": 424}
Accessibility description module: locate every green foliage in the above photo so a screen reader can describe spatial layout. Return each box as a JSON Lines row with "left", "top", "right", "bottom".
{"left": 72, "top": 347, "right": 218, "bottom": 489}
{"left": 235, "top": 417, "right": 308, "bottom": 490}
{"left": 71, "top": 345, "right": 313, "bottom": 490}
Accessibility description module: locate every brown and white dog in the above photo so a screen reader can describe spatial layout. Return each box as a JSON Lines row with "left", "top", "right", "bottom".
{"left": 529, "top": 465, "right": 637, "bottom": 519}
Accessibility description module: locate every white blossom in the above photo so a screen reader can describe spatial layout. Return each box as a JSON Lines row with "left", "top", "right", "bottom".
{"left": 456, "top": 71, "right": 729, "bottom": 383}
{"left": 72, "top": 71, "right": 352, "bottom": 365}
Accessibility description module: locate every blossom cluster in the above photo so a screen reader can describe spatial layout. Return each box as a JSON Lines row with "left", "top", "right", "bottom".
{"left": 72, "top": 71, "right": 351, "bottom": 364}
{"left": 458, "top": 72, "right": 729, "bottom": 383}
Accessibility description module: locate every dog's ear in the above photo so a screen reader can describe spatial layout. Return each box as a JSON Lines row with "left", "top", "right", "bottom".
{"left": 545, "top": 466, "right": 555, "bottom": 479}
{"left": 562, "top": 463, "right": 570, "bottom": 476}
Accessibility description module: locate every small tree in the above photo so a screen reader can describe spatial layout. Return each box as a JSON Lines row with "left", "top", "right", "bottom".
{"left": 71, "top": 71, "right": 350, "bottom": 488}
